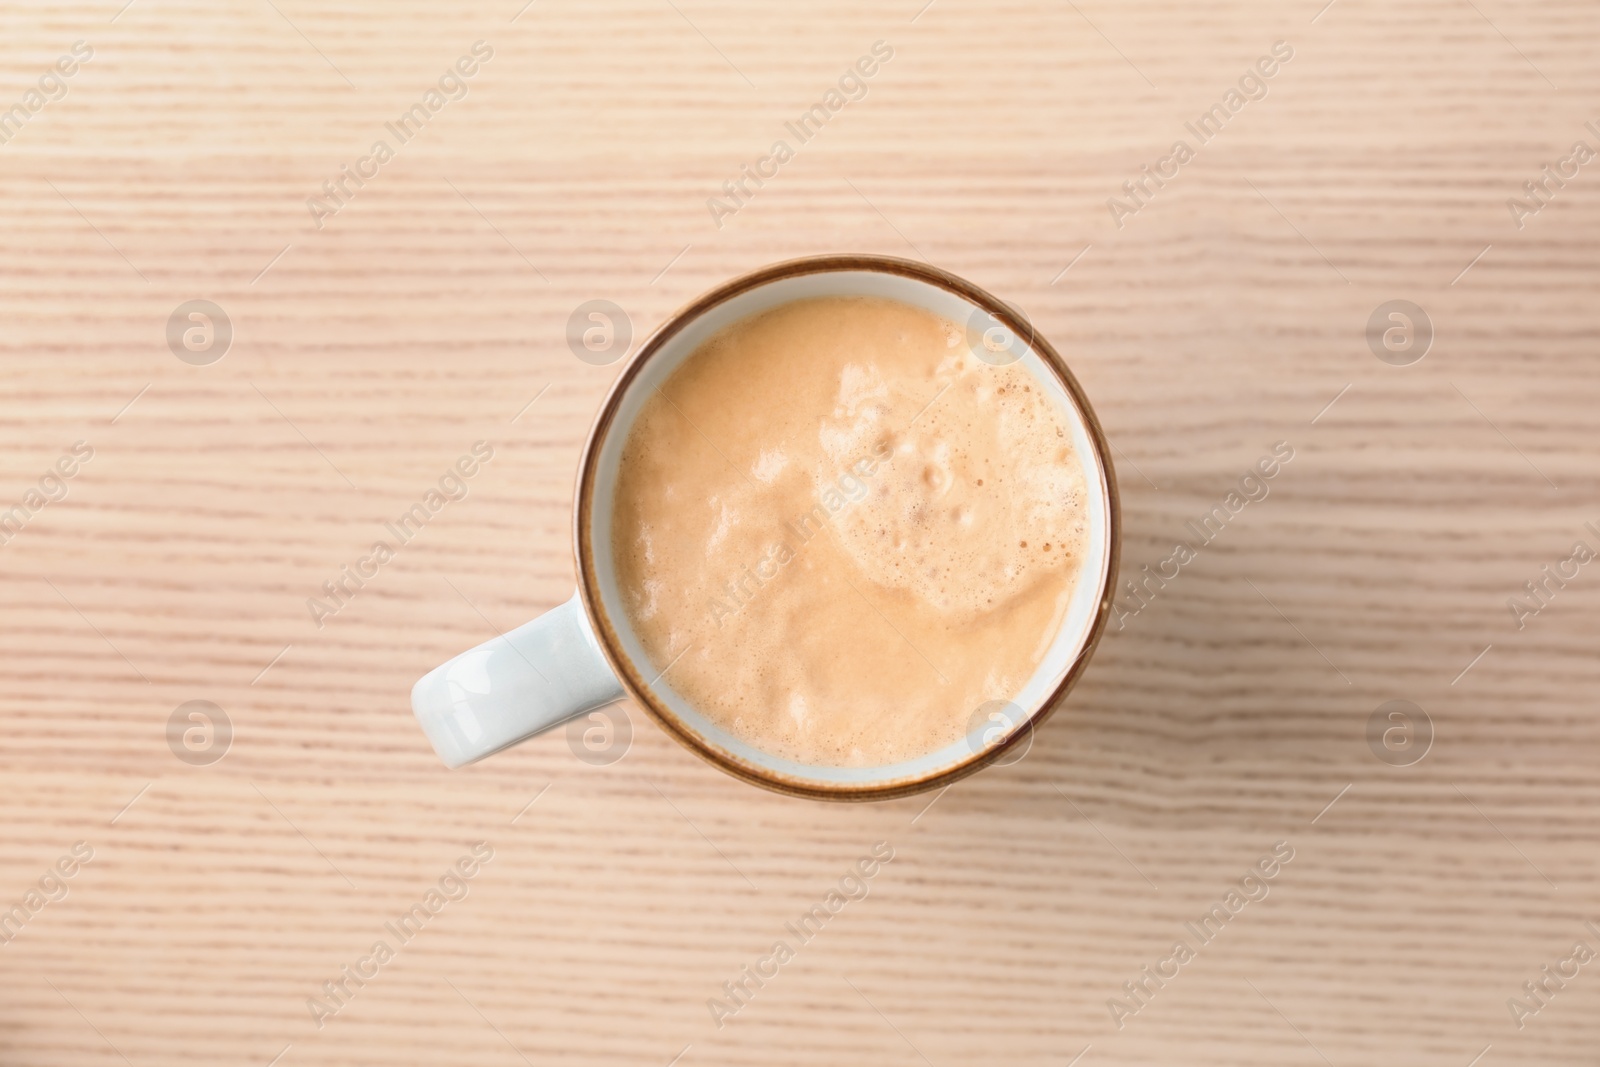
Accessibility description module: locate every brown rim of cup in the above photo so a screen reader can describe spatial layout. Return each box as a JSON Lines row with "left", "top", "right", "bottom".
{"left": 572, "top": 254, "right": 1123, "bottom": 802}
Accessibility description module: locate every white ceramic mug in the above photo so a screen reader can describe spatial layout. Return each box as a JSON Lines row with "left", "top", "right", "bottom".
{"left": 412, "top": 255, "right": 1121, "bottom": 800}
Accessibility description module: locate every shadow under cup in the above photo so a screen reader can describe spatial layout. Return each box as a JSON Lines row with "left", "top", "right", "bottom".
{"left": 578, "top": 256, "right": 1119, "bottom": 801}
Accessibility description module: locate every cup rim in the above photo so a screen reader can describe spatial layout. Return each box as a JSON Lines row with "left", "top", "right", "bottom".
{"left": 572, "top": 253, "right": 1122, "bottom": 801}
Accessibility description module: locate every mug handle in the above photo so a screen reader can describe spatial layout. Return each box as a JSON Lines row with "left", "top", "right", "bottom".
{"left": 411, "top": 590, "right": 625, "bottom": 767}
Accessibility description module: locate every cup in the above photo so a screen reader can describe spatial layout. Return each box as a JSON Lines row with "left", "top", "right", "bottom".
{"left": 411, "top": 254, "right": 1121, "bottom": 800}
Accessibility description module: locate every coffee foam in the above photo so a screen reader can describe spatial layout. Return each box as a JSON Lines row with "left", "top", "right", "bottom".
{"left": 819, "top": 343, "right": 1087, "bottom": 622}
{"left": 611, "top": 295, "right": 1087, "bottom": 767}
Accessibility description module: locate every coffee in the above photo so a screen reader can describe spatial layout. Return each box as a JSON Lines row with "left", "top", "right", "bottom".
{"left": 611, "top": 295, "right": 1089, "bottom": 766}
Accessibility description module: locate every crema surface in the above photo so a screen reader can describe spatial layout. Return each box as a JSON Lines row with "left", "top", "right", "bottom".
{"left": 612, "top": 296, "right": 1088, "bottom": 767}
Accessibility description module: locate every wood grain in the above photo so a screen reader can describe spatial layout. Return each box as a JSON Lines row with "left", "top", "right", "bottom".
{"left": 2, "top": 0, "right": 1599, "bottom": 1063}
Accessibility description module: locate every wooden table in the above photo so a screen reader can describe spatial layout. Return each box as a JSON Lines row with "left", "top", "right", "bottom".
{"left": 3, "top": 1, "right": 1598, "bottom": 1063}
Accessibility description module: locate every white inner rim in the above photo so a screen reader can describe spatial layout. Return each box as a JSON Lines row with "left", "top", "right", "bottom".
{"left": 588, "top": 269, "right": 1111, "bottom": 789}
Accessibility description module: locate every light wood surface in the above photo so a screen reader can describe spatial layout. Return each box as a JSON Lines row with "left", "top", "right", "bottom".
{"left": 3, "top": 1, "right": 1599, "bottom": 1064}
